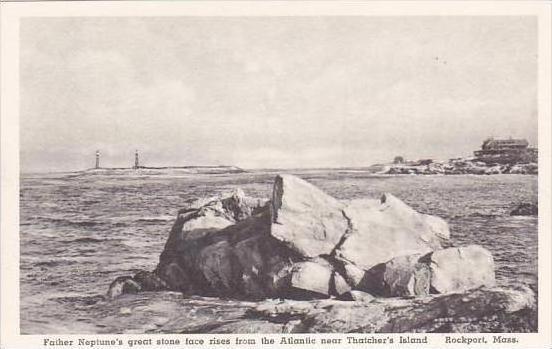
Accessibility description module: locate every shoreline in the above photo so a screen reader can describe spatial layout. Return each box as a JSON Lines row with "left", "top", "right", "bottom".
{"left": 19, "top": 165, "right": 539, "bottom": 177}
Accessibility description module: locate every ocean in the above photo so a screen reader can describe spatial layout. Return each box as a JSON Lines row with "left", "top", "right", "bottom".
{"left": 19, "top": 171, "right": 538, "bottom": 334}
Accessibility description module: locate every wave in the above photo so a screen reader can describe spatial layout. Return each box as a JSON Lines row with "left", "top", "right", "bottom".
{"left": 52, "top": 294, "right": 106, "bottom": 306}
{"left": 61, "top": 237, "right": 106, "bottom": 244}
{"left": 34, "top": 260, "right": 78, "bottom": 267}
{"left": 136, "top": 217, "right": 174, "bottom": 223}
{"left": 33, "top": 217, "right": 102, "bottom": 227}
{"left": 26, "top": 215, "right": 169, "bottom": 228}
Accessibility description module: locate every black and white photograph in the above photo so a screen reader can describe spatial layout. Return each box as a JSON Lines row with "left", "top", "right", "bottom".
{"left": 1, "top": 1, "right": 551, "bottom": 347}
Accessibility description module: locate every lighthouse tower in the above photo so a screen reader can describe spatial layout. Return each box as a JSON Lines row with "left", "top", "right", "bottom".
{"left": 95, "top": 150, "right": 100, "bottom": 169}
{"left": 134, "top": 150, "right": 139, "bottom": 169}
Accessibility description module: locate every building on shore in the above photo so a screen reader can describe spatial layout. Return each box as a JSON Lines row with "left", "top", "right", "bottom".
{"left": 393, "top": 156, "right": 405, "bottom": 164}
{"left": 473, "top": 138, "right": 537, "bottom": 164}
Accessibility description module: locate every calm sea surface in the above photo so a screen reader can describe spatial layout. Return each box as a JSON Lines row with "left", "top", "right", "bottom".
{"left": 19, "top": 171, "right": 538, "bottom": 334}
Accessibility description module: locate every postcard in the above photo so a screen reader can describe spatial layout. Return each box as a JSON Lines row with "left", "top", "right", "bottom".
{"left": 1, "top": 1, "right": 550, "bottom": 348}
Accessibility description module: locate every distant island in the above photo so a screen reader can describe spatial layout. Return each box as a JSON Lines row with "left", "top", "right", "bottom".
{"left": 82, "top": 150, "right": 246, "bottom": 175}
{"left": 84, "top": 166, "right": 246, "bottom": 175}
{"left": 371, "top": 138, "right": 538, "bottom": 175}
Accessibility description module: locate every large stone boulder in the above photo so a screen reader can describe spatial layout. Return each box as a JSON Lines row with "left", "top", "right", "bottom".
{"left": 270, "top": 174, "right": 348, "bottom": 257}
{"left": 155, "top": 189, "right": 269, "bottom": 291}
{"left": 336, "top": 194, "right": 448, "bottom": 282}
{"left": 157, "top": 207, "right": 299, "bottom": 299}
{"left": 152, "top": 179, "right": 353, "bottom": 299}
{"left": 358, "top": 245, "right": 495, "bottom": 297}
{"left": 110, "top": 174, "right": 456, "bottom": 300}
{"left": 428, "top": 245, "right": 495, "bottom": 294}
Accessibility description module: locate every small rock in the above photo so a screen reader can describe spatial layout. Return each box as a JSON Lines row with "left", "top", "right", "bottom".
{"left": 107, "top": 276, "right": 141, "bottom": 298}
{"left": 153, "top": 316, "right": 170, "bottom": 326}
{"left": 510, "top": 203, "right": 538, "bottom": 216}
{"left": 344, "top": 290, "right": 375, "bottom": 302}
{"left": 341, "top": 262, "right": 366, "bottom": 287}
{"left": 119, "top": 307, "right": 132, "bottom": 315}
{"left": 360, "top": 254, "right": 430, "bottom": 297}
{"left": 287, "top": 259, "right": 350, "bottom": 298}
{"left": 253, "top": 299, "right": 316, "bottom": 318}
{"left": 485, "top": 166, "right": 502, "bottom": 175}
{"left": 133, "top": 270, "right": 167, "bottom": 291}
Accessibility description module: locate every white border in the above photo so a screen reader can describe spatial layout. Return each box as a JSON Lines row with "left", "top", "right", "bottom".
{"left": 1, "top": 2, "right": 551, "bottom": 348}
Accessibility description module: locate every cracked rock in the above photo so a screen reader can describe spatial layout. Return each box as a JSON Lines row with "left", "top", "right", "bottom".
{"left": 336, "top": 194, "right": 448, "bottom": 274}
{"left": 270, "top": 174, "right": 348, "bottom": 257}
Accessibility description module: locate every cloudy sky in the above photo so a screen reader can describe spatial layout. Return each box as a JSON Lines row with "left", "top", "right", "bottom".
{"left": 20, "top": 16, "right": 537, "bottom": 172}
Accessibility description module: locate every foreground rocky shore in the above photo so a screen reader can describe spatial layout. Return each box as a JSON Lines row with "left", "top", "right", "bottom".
{"left": 108, "top": 175, "right": 537, "bottom": 333}
{"left": 86, "top": 286, "right": 535, "bottom": 333}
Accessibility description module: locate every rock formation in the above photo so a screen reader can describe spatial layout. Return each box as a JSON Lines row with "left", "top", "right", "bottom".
{"left": 97, "top": 285, "right": 536, "bottom": 333}
{"left": 158, "top": 175, "right": 457, "bottom": 299}
{"left": 106, "top": 174, "right": 536, "bottom": 332}
{"left": 108, "top": 174, "right": 499, "bottom": 301}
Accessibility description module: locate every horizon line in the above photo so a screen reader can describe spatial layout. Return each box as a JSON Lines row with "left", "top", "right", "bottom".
{"left": 20, "top": 164, "right": 395, "bottom": 175}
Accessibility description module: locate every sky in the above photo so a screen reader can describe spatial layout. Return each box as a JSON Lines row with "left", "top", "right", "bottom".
{"left": 20, "top": 16, "right": 537, "bottom": 172}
